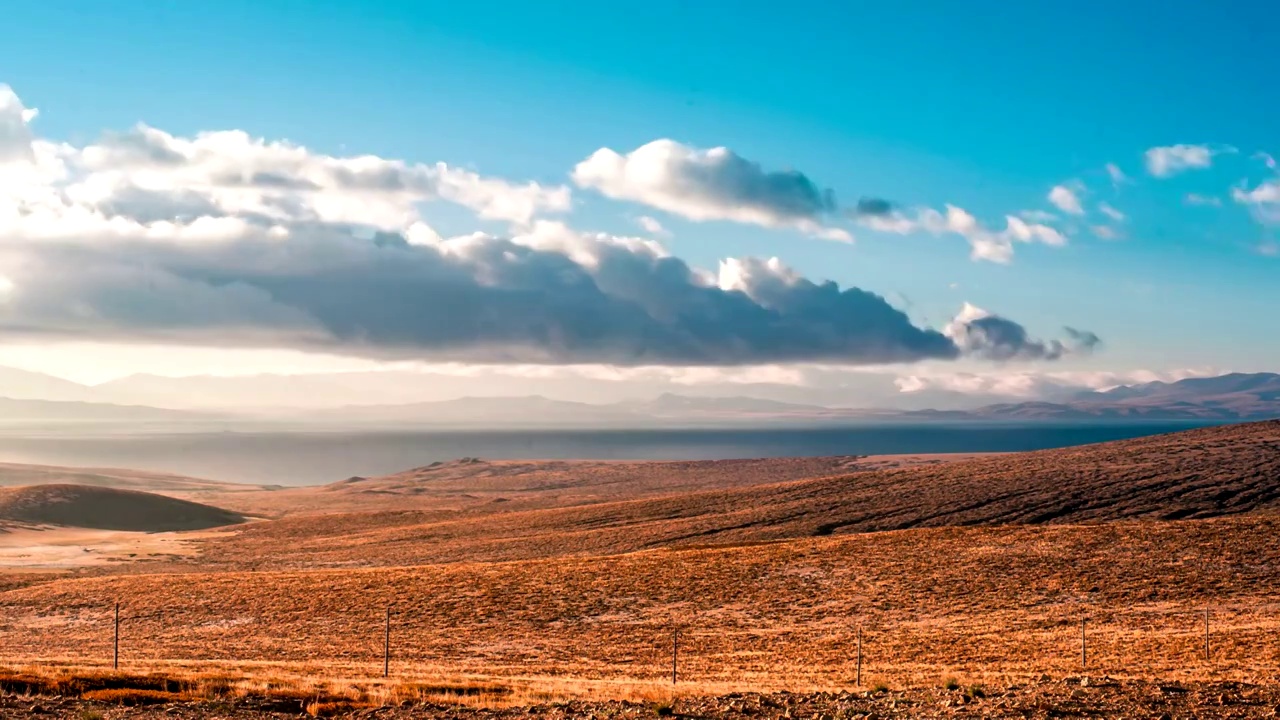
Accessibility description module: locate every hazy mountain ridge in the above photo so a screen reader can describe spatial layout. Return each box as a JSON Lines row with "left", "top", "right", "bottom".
{"left": 294, "top": 374, "right": 1280, "bottom": 424}
{"left": 0, "top": 396, "right": 216, "bottom": 423}
{"left": 0, "top": 368, "right": 1276, "bottom": 426}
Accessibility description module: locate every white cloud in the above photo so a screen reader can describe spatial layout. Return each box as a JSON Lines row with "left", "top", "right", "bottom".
{"left": 1048, "top": 184, "right": 1084, "bottom": 215}
{"left": 572, "top": 139, "right": 851, "bottom": 241}
{"left": 1233, "top": 179, "right": 1280, "bottom": 225}
{"left": 1254, "top": 152, "right": 1276, "bottom": 170}
{"left": 855, "top": 204, "right": 1065, "bottom": 263}
{"left": 1091, "top": 225, "right": 1121, "bottom": 240}
{"left": 1184, "top": 193, "right": 1222, "bottom": 207}
{"left": 1019, "top": 209, "right": 1058, "bottom": 223}
{"left": 1233, "top": 179, "right": 1280, "bottom": 205}
{"left": 62, "top": 124, "right": 572, "bottom": 229}
{"left": 1105, "top": 163, "right": 1128, "bottom": 186}
{"left": 1144, "top": 144, "right": 1226, "bottom": 177}
{"left": 1097, "top": 202, "right": 1125, "bottom": 222}
{"left": 635, "top": 215, "right": 669, "bottom": 237}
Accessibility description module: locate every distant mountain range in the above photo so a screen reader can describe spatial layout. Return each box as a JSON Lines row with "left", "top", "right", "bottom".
{"left": 0, "top": 369, "right": 1276, "bottom": 427}
{"left": 306, "top": 373, "right": 1280, "bottom": 426}
{"left": 909, "top": 372, "right": 1280, "bottom": 421}
{"left": 0, "top": 396, "right": 214, "bottom": 424}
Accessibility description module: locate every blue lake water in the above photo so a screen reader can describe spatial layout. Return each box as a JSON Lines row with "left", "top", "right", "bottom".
{"left": 0, "top": 421, "right": 1222, "bottom": 486}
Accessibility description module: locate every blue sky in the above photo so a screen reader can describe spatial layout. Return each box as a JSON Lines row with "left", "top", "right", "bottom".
{"left": 0, "top": 1, "right": 1275, "bottom": 399}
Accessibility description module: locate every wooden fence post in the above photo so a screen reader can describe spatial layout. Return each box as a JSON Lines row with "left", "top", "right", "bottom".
{"left": 1081, "top": 617, "right": 1086, "bottom": 668}
{"left": 113, "top": 602, "right": 119, "bottom": 670}
{"left": 671, "top": 627, "right": 679, "bottom": 685}
{"left": 384, "top": 606, "right": 391, "bottom": 678}
{"left": 856, "top": 625, "right": 863, "bottom": 687}
{"left": 1203, "top": 609, "right": 1209, "bottom": 662}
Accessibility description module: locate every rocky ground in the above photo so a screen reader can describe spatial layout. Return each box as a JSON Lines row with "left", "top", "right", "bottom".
{"left": 5, "top": 677, "right": 1280, "bottom": 719}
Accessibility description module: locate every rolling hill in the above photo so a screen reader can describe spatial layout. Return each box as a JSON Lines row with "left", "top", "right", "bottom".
{"left": 0, "top": 484, "right": 246, "bottom": 532}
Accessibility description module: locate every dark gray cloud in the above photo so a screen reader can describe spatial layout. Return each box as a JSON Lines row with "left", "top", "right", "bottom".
{"left": 945, "top": 304, "right": 1100, "bottom": 362}
{"left": 1, "top": 221, "right": 1098, "bottom": 366}
{"left": 1064, "top": 327, "right": 1102, "bottom": 353}
{"left": 853, "top": 197, "right": 897, "bottom": 217}
{"left": 6, "top": 227, "right": 981, "bottom": 366}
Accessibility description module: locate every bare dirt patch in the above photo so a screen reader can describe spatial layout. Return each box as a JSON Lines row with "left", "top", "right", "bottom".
{"left": 0, "top": 526, "right": 218, "bottom": 569}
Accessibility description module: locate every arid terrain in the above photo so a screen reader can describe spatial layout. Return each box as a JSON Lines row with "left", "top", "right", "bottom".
{"left": 1, "top": 421, "right": 1279, "bottom": 717}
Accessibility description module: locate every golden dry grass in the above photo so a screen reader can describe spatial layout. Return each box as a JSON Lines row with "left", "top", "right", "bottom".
{"left": 3, "top": 516, "right": 1280, "bottom": 695}
{"left": 2, "top": 421, "right": 1279, "bottom": 712}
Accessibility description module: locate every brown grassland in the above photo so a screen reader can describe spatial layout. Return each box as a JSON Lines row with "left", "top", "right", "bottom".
{"left": 1, "top": 420, "right": 1279, "bottom": 717}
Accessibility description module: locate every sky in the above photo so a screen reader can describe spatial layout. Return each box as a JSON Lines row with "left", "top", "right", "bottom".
{"left": 0, "top": 1, "right": 1275, "bottom": 407}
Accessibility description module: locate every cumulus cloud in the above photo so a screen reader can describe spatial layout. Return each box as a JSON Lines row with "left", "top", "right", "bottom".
{"left": 854, "top": 204, "right": 1066, "bottom": 263}
{"left": 1048, "top": 184, "right": 1084, "bottom": 215}
{"left": 572, "top": 139, "right": 850, "bottom": 240}
{"left": 0, "top": 84, "right": 1095, "bottom": 368}
{"left": 1233, "top": 178, "right": 1280, "bottom": 225}
{"left": 1233, "top": 179, "right": 1280, "bottom": 205}
{"left": 943, "top": 304, "right": 1099, "bottom": 362}
{"left": 1144, "top": 144, "right": 1227, "bottom": 177}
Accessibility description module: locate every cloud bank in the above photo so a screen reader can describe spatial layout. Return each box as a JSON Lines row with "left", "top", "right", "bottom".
{"left": 0, "top": 84, "right": 1095, "bottom": 367}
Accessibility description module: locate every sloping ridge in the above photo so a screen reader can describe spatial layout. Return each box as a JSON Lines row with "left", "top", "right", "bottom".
{"left": 0, "top": 484, "right": 245, "bottom": 532}
{"left": 204, "top": 420, "right": 1280, "bottom": 569}
{"left": 632, "top": 419, "right": 1280, "bottom": 541}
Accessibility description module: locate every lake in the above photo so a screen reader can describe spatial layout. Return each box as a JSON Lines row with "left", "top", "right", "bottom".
{"left": 0, "top": 421, "right": 1221, "bottom": 486}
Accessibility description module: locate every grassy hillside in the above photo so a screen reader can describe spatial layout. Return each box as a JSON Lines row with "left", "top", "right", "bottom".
{"left": 0, "top": 484, "right": 245, "bottom": 532}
